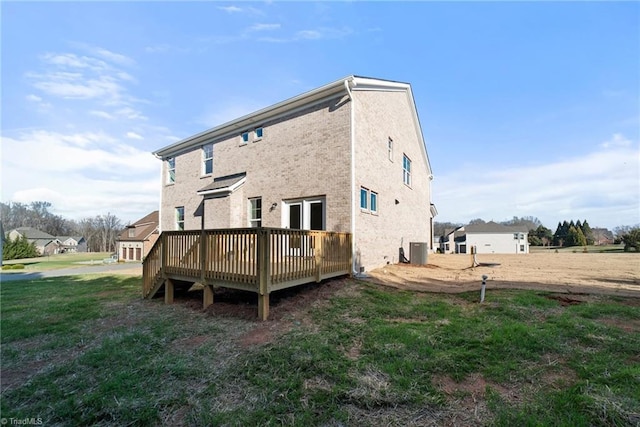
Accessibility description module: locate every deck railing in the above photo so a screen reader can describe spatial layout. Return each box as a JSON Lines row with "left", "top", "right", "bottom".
{"left": 142, "top": 227, "right": 352, "bottom": 319}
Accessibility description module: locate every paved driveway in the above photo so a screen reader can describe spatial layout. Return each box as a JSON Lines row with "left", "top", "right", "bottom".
{"left": 0, "top": 262, "right": 142, "bottom": 282}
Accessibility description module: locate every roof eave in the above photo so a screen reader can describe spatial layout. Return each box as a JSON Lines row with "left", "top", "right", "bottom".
{"left": 154, "top": 76, "right": 355, "bottom": 158}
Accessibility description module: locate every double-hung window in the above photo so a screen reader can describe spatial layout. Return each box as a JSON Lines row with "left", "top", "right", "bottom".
{"left": 167, "top": 158, "right": 175, "bottom": 184}
{"left": 403, "top": 154, "right": 412, "bottom": 187}
{"left": 175, "top": 206, "right": 185, "bottom": 230}
{"left": 249, "top": 198, "right": 262, "bottom": 227}
{"left": 202, "top": 144, "right": 213, "bottom": 175}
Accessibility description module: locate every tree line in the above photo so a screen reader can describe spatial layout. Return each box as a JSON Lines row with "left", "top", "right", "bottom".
{"left": 435, "top": 216, "right": 639, "bottom": 250}
{"left": 1, "top": 201, "right": 124, "bottom": 254}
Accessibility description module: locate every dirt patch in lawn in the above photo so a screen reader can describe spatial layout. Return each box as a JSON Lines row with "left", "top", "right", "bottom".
{"left": 367, "top": 253, "right": 640, "bottom": 298}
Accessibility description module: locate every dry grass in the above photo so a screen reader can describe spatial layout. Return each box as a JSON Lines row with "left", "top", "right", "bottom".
{"left": 368, "top": 252, "right": 640, "bottom": 297}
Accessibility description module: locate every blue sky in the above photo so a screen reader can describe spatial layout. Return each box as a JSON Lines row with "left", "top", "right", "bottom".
{"left": 2, "top": 1, "right": 638, "bottom": 230}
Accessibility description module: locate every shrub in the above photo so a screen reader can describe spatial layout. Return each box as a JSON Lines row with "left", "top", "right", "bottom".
{"left": 2, "top": 264, "right": 25, "bottom": 270}
{"left": 621, "top": 227, "right": 640, "bottom": 252}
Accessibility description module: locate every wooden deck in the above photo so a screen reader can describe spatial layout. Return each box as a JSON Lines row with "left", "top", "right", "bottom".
{"left": 142, "top": 227, "right": 352, "bottom": 320}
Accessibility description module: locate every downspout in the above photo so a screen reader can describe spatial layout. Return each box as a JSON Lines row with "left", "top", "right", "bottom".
{"left": 154, "top": 153, "right": 164, "bottom": 233}
{"left": 345, "top": 77, "right": 358, "bottom": 276}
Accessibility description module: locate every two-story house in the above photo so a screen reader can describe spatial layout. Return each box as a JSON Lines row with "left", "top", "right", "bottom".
{"left": 153, "top": 76, "right": 436, "bottom": 272}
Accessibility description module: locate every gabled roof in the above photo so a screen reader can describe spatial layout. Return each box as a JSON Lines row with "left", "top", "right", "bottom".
{"left": 152, "top": 75, "right": 433, "bottom": 175}
{"left": 11, "top": 227, "right": 55, "bottom": 239}
{"left": 56, "top": 236, "right": 84, "bottom": 243}
{"left": 463, "top": 221, "right": 528, "bottom": 234}
{"left": 118, "top": 210, "right": 159, "bottom": 242}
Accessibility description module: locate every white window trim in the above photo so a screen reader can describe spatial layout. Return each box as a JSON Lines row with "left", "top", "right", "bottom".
{"left": 167, "top": 158, "right": 176, "bottom": 184}
{"left": 249, "top": 197, "right": 262, "bottom": 228}
{"left": 403, "top": 154, "right": 412, "bottom": 187}
{"left": 175, "top": 206, "right": 185, "bottom": 231}
{"left": 360, "top": 187, "right": 378, "bottom": 215}
{"left": 281, "top": 197, "right": 325, "bottom": 230}
{"left": 240, "top": 132, "right": 249, "bottom": 145}
{"left": 370, "top": 191, "right": 378, "bottom": 214}
{"left": 360, "top": 187, "right": 369, "bottom": 211}
{"left": 254, "top": 127, "right": 263, "bottom": 142}
{"left": 202, "top": 144, "right": 213, "bottom": 176}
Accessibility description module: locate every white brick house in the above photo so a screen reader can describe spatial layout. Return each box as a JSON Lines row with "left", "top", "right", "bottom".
{"left": 153, "top": 76, "right": 436, "bottom": 272}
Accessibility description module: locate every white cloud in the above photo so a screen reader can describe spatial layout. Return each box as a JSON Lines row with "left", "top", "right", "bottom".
{"left": 26, "top": 94, "right": 43, "bottom": 102}
{"left": 126, "top": 131, "right": 143, "bottom": 140}
{"left": 248, "top": 23, "right": 281, "bottom": 32}
{"left": 26, "top": 46, "right": 143, "bottom": 117}
{"left": 434, "top": 134, "right": 640, "bottom": 229}
{"left": 1, "top": 130, "right": 160, "bottom": 223}
{"left": 218, "top": 6, "right": 243, "bottom": 13}
{"left": 600, "top": 133, "right": 632, "bottom": 148}
{"left": 115, "top": 107, "right": 147, "bottom": 121}
{"left": 90, "top": 110, "right": 115, "bottom": 120}
{"left": 296, "top": 27, "right": 353, "bottom": 40}
{"left": 90, "top": 47, "right": 135, "bottom": 66}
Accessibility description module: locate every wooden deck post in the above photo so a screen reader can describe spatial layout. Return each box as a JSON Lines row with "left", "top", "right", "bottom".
{"left": 315, "top": 232, "right": 323, "bottom": 282}
{"left": 203, "top": 284, "right": 214, "bottom": 309}
{"left": 164, "top": 279, "right": 174, "bottom": 304}
{"left": 257, "top": 228, "right": 270, "bottom": 321}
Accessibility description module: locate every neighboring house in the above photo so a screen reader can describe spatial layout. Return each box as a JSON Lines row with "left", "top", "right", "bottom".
{"left": 116, "top": 211, "right": 160, "bottom": 262}
{"left": 7, "top": 227, "right": 60, "bottom": 255}
{"left": 153, "top": 75, "right": 436, "bottom": 272}
{"left": 441, "top": 222, "right": 529, "bottom": 254}
{"left": 56, "top": 236, "right": 87, "bottom": 253}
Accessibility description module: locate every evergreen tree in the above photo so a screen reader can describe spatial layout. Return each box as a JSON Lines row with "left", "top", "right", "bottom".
{"left": 565, "top": 226, "right": 587, "bottom": 247}
{"left": 554, "top": 221, "right": 571, "bottom": 246}
{"left": 3, "top": 235, "right": 38, "bottom": 260}
{"left": 581, "top": 220, "right": 594, "bottom": 245}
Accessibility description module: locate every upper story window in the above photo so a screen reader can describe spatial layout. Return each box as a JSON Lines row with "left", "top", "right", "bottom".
{"left": 202, "top": 144, "right": 213, "bottom": 175}
{"left": 128, "top": 228, "right": 135, "bottom": 238}
{"left": 249, "top": 198, "right": 262, "bottom": 227}
{"left": 388, "top": 138, "right": 393, "bottom": 161}
{"left": 176, "top": 206, "right": 185, "bottom": 230}
{"left": 370, "top": 191, "right": 378, "bottom": 213}
{"left": 360, "top": 188, "right": 368, "bottom": 210}
{"left": 402, "top": 154, "right": 412, "bottom": 187}
{"left": 167, "top": 158, "right": 176, "bottom": 184}
{"left": 241, "top": 128, "right": 264, "bottom": 145}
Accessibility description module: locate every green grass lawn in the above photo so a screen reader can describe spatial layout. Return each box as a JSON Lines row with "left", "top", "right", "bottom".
{"left": 2, "top": 252, "right": 114, "bottom": 271}
{"left": 1, "top": 275, "right": 639, "bottom": 426}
